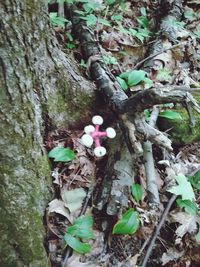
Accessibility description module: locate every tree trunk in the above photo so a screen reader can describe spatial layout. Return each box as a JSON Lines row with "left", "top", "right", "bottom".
{"left": 0, "top": 1, "right": 94, "bottom": 266}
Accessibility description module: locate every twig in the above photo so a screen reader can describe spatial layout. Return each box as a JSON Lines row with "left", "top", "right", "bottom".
{"left": 140, "top": 194, "right": 177, "bottom": 267}
{"left": 133, "top": 42, "right": 186, "bottom": 70}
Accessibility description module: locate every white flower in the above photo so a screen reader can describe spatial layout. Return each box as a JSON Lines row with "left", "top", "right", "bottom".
{"left": 81, "top": 134, "right": 93, "bottom": 148}
{"left": 106, "top": 127, "right": 116, "bottom": 138}
{"left": 94, "top": 146, "right": 106, "bottom": 157}
{"left": 84, "top": 125, "right": 95, "bottom": 134}
{"left": 92, "top": 115, "right": 103, "bottom": 125}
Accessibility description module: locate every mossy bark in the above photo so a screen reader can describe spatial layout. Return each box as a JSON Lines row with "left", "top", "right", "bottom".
{"left": 0, "top": 1, "right": 94, "bottom": 266}
{"left": 158, "top": 104, "right": 200, "bottom": 145}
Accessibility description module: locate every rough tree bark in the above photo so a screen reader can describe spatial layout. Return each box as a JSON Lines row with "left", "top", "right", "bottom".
{"left": 0, "top": 1, "right": 94, "bottom": 266}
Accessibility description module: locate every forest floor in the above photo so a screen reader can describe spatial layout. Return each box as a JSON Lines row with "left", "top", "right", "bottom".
{"left": 46, "top": 1, "right": 200, "bottom": 266}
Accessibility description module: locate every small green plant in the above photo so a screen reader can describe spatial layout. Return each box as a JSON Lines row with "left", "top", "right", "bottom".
{"left": 156, "top": 68, "right": 172, "bottom": 82}
{"left": 176, "top": 199, "right": 198, "bottom": 215}
{"left": 116, "top": 70, "right": 152, "bottom": 90}
{"left": 113, "top": 208, "right": 140, "bottom": 235}
{"left": 64, "top": 215, "right": 94, "bottom": 254}
{"left": 167, "top": 174, "right": 195, "bottom": 201}
{"left": 80, "top": 59, "right": 87, "bottom": 68}
{"left": 168, "top": 173, "right": 199, "bottom": 215}
{"left": 49, "top": 12, "right": 68, "bottom": 28}
{"left": 159, "top": 110, "right": 182, "bottom": 120}
{"left": 118, "top": 24, "right": 150, "bottom": 43}
{"left": 66, "top": 33, "right": 76, "bottom": 49}
{"left": 102, "top": 55, "right": 118, "bottom": 65}
{"left": 48, "top": 146, "right": 75, "bottom": 162}
{"left": 189, "top": 171, "right": 200, "bottom": 189}
{"left": 131, "top": 183, "right": 143, "bottom": 203}
{"left": 137, "top": 7, "right": 149, "bottom": 29}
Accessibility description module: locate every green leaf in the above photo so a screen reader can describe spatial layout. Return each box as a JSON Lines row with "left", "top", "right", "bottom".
{"left": 111, "top": 14, "right": 122, "bottom": 21}
{"left": 188, "top": 171, "right": 200, "bottom": 189}
{"left": 48, "top": 147, "right": 75, "bottom": 162}
{"left": 80, "top": 14, "right": 97, "bottom": 26}
{"left": 143, "top": 77, "right": 153, "bottom": 86}
{"left": 156, "top": 68, "right": 172, "bottom": 81}
{"left": 127, "top": 70, "right": 146, "bottom": 86}
{"left": 129, "top": 28, "right": 137, "bottom": 36}
{"left": 119, "top": 71, "right": 130, "bottom": 80}
{"left": 140, "top": 7, "right": 147, "bottom": 16}
{"left": 144, "top": 109, "right": 150, "bottom": 122}
{"left": 112, "top": 208, "right": 140, "bottom": 235}
{"left": 159, "top": 110, "right": 182, "bottom": 120}
{"left": 167, "top": 174, "right": 195, "bottom": 201}
{"left": 176, "top": 199, "right": 198, "bottom": 215}
{"left": 64, "top": 233, "right": 91, "bottom": 254}
{"left": 105, "top": 0, "right": 116, "bottom": 5}
{"left": 137, "top": 16, "right": 149, "bottom": 28}
{"left": 116, "top": 76, "right": 128, "bottom": 90}
{"left": 102, "top": 55, "right": 117, "bottom": 65}
{"left": 49, "top": 12, "right": 68, "bottom": 28}
{"left": 98, "top": 18, "right": 111, "bottom": 26}
{"left": 131, "top": 184, "right": 143, "bottom": 203}
{"left": 67, "top": 215, "right": 94, "bottom": 239}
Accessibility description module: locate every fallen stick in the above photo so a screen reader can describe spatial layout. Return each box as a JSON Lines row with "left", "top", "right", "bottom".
{"left": 140, "top": 194, "right": 177, "bottom": 267}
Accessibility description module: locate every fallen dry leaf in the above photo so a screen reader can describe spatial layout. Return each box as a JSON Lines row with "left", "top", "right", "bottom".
{"left": 48, "top": 199, "right": 72, "bottom": 223}
{"left": 161, "top": 247, "right": 184, "bottom": 265}
{"left": 61, "top": 187, "right": 86, "bottom": 213}
{"left": 170, "top": 211, "right": 200, "bottom": 238}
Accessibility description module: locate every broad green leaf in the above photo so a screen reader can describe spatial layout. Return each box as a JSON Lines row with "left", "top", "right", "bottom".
{"left": 98, "top": 18, "right": 111, "bottom": 26}
{"left": 49, "top": 12, "right": 68, "bottom": 28}
{"left": 188, "top": 171, "right": 200, "bottom": 189}
{"left": 67, "top": 215, "right": 94, "bottom": 239}
{"left": 116, "top": 76, "right": 128, "bottom": 90}
{"left": 80, "top": 14, "right": 97, "bottom": 26}
{"left": 159, "top": 110, "right": 182, "bottom": 120}
{"left": 156, "top": 68, "right": 171, "bottom": 81}
{"left": 64, "top": 233, "right": 91, "bottom": 254}
{"left": 143, "top": 77, "right": 153, "bottom": 86}
{"left": 127, "top": 70, "right": 146, "bottom": 86}
{"left": 129, "top": 28, "right": 137, "bottom": 36}
{"left": 74, "top": 214, "right": 93, "bottom": 227}
{"left": 144, "top": 109, "right": 150, "bottom": 122}
{"left": 112, "top": 208, "right": 140, "bottom": 235}
{"left": 137, "top": 16, "right": 149, "bottom": 28}
{"left": 111, "top": 14, "right": 122, "bottom": 21}
{"left": 105, "top": 0, "right": 116, "bottom": 5}
{"left": 119, "top": 71, "right": 130, "bottom": 80}
{"left": 131, "top": 184, "right": 143, "bottom": 203}
{"left": 167, "top": 174, "right": 195, "bottom": 201}
{"left": 61, "top": 188, "right": 86, "bottom": 213}
{"left": 48, "top": 147, "right": 75, "bottom": 162}
{"left": 140, "top": 7, "right": 147, "bottom": 16}
{"left": 176, "top": 199, "right": 198, "bottom": 215}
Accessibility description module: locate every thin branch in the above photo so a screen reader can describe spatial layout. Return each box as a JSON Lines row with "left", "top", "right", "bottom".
{"left": 140, "top": 194, "right": 177, "bottom": 267}
{"left": 143, "top": 106, "right": 160, "bottom": 205}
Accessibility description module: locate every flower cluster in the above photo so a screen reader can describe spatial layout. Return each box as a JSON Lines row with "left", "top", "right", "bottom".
{"left": 81, "top": 115, "right": 116, "bottom": 157}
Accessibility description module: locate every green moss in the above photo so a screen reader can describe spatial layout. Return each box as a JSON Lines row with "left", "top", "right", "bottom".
{"left": 46, "top": 77, "right": 93, "bottom": 127}
{"left": 158, "top": 103, "right": 200, "bottom": 145}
